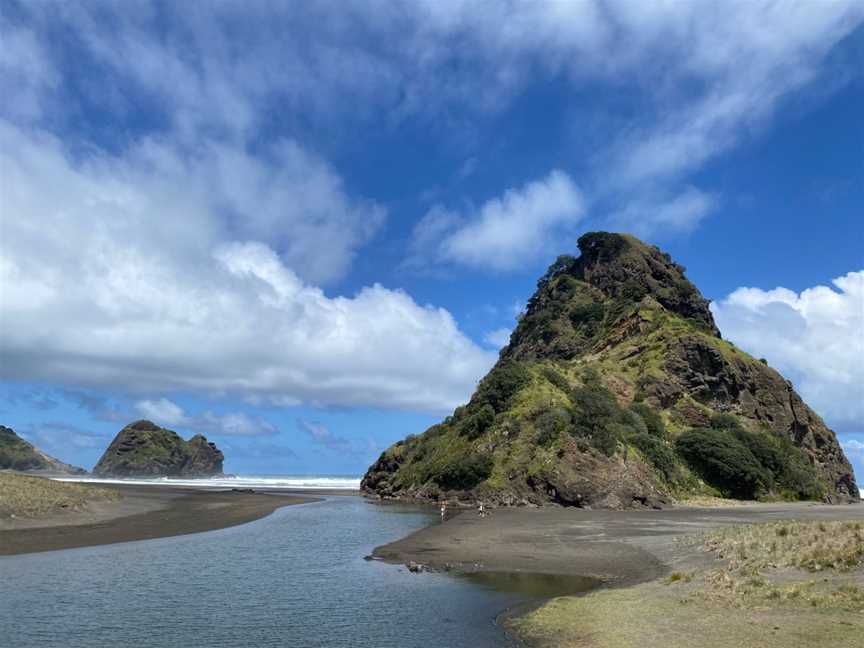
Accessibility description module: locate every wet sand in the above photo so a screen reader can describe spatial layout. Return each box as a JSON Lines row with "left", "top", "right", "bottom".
{"left": 372, "top": 501, "right": 864, "bottom": 585}
{"left": 0, "top": 484, "right": 318, "bottom": 556}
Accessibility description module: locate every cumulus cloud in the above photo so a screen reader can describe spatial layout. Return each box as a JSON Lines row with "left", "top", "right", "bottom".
{"left": 0, "top": 123, "right": 494, "bottom": 411}
{"left": 134, "top": 399, "right": 188, "bottom": 427}
{"left": 712, "top": 271, "right": 864, "bottom": 426}
{"left": 134, "top": 398, "right": 277, "bottom": 437}
{"left": 412, "top": 170, "right": 585, "bottom": 271}
{"left": 1, "top": 1, "right": 860, "bottom": 417}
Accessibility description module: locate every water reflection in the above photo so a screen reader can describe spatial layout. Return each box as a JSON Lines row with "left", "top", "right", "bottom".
{"left": 458, "top": 571, "right": 601, "bottom": 599}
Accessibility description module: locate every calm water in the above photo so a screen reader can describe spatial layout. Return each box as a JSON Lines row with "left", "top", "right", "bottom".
{"left": 0, "top": 496, "right": 592, "bottom": 648}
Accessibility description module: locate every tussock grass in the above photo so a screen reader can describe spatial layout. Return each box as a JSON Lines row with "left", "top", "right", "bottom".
{"left": 0, "top": 473, "right": 120, "bottom": 518}
{"left": 666, "top": 571, "right": 693, "bottom": 583}
{"left": 512, "top": 519, "right": 864, "bottom": 648}
{"left": 703, "top": 520, "right": 864, "bottom": 573}
{"left": 699, "top": 520, "right": 864, "bottom": 610}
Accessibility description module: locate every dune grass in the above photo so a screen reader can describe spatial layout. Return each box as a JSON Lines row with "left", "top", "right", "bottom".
{"left": 0, "top": 472, "right": 120, "bottom": 518}
{"left": 511, "top": 519, "right": 864, "bottom": 648}
{"left": 695, "top": 519, "right": 864, "bottom": 609}
{"left": 700, "top": 519, "right": 864, "bottom": 572}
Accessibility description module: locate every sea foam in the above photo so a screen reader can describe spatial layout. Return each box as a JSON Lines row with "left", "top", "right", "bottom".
{"left": 52, "top": 474, "right": 361, "bottom": 490}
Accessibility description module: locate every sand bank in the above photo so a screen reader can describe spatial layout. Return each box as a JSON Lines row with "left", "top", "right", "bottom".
{"left": 0, "top": 484, "right": 317, "bottom": 556}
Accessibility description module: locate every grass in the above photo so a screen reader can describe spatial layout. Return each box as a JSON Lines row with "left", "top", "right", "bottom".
{"left": 700, "top": 520, "right": 864, "bottom": 574}
{"left": 666, "top": 571, "right": 693, "bottom": 583}
{"left": 0, "top": 472, "right": 120, "bottom": 518}
{"left": 510, "top": 583, "right": 863, "bottom": 648}
{"left": 511, "top": 519, "right": 864, "bottom": 648}
{"left": 695, "top": 520, "right": 864, "bottom": 610}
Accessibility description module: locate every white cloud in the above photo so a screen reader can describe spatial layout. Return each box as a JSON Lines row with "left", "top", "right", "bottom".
{"left": 609, "top": 187, "right": 719, "bottom": 237}
{"left": 135, "top": 399, "right": 187, "bottom": 427}
{"left": 408, "top": 2, "right": 862, "bottom": 234}
{"left": 413, "top": 170, "right": 585, "bottom": 271}
{"left": 604, "top": 3, "right": 861, "bottom": 185}
{"left": 843, "top": 440, "right": 864, "bottom": 457}
{"left": 133, "top": 398, "right": 277, "bottom": 437}
{"left": 0, "top": 122, "right": 494, "bottom": 412}
{"left": 483, "top": 328, "right": 512, "bottom": 349}
{"left": 712, "top": 271, "right": 864, "bottom": 426}
{"left": 1, "top": 2, "right": 860, "bottom": 418}
{"left": 3, "top": 3, "right": 861, "bottom": 245}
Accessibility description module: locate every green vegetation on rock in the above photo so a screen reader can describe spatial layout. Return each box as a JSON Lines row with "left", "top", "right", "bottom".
{"left": 0, "top": 425, "right": 85, "bottom": 474}
{"left": 93, "top": 420, "right": 224, "bottom": 477}
{"left": 362, "top": 232, "right": 858, "bottom": 508}
{"left": 676, "top": 414, "right": 825, "bottom": 500}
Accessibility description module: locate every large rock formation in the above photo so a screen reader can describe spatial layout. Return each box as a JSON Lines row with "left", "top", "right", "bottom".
{"left": 0, "top": 425, "right": 86, "bottom": 474}
{"left": 93, "top": 420, "right": 224, "bottom": 477}
{"left": 362, "top": 232, "right": 858, "bottom": 508}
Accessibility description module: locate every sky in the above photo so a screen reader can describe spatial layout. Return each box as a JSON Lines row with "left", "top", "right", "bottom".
{"left": 1, "top": 1, "right": 862, "bottom": 481}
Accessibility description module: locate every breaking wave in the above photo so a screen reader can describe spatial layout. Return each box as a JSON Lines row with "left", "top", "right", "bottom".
{"left": 52, "top": 474, "right": 361, "bottom": 491}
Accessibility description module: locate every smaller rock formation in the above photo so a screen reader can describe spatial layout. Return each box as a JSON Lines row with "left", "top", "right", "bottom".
{"left": 93, "top": 420, "right": 224, "bottom": 477}
{"left": 0, "top": 425, "right": 87, "bottom": 474}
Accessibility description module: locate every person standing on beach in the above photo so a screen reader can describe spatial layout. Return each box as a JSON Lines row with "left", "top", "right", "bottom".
{"left": 440, "top": 501, "right": 446, "bottom": 522}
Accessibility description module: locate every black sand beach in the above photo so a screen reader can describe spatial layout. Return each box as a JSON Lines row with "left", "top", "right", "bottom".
{"left": 373, "top": 501, "right": 864, "bottom": 583}
{"left": 0, "top": 484, "right": 317, "bottom": 556}
{"left": 373, "top": 501, "right": 864, "bottom": 647}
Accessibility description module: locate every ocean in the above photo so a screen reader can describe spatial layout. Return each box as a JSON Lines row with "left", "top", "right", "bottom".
{"left": 52, "top": 474, "right": 364, "bottom": 491}
{"left": 0, "top": 489, "right": 552, "bottom": 648}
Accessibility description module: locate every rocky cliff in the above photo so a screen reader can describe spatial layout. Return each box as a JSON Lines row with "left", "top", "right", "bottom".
{"left": 93, "top": 420, "right": 224, "bottom": 477}
{"left": 362, "top": 232, "right": 857, "bottom": 508}
{"left": 0, "top": 425, "right": 86, "bottom": 474}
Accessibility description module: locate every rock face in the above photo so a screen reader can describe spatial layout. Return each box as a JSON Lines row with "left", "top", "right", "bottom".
{"left": 0, "top": 425, "right": 87, "bottom": 474}
{"left": 362, "top": 232, "right": 858, "bottom": 508}
{"left": 93, "top": 420, "right": 224, "bottom": 477}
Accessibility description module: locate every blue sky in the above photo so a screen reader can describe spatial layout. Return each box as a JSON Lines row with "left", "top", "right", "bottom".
{"left": 1, "top": 2, "right": 862, "bottom": 481}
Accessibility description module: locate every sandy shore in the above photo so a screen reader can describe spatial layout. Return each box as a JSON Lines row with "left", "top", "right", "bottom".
{"left": 0, "top": 484, "right": 318, "bottom": 556}
{"left": 373, "top": 501, "right": 863, "bottom": 647}
{"left": 373, "top": 501, "right": 864, "bottom": 583}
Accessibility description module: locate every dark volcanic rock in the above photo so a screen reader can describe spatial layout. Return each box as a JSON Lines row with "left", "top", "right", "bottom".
{"left": 362, "top": 232, "right": 858, "bottom": 508}
{"left": 663, "top": 335, "right": 857, "bottom": 500}
{"left": 0, "top": 425, "right": 87, "bottom": 474}
{"left": 93, "top": 420, "right": 224, "bottom": 477}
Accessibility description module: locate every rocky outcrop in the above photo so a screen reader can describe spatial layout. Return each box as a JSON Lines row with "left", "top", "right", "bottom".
{"left": 660, "top": 335, "right": 856, "bottom": 500}
{"left": 92, "top": 420, "right": 224, "bottom": 477}
{"left": 362, "top": 232, "right": 858, "bottom": 508}
{"left": 0, "top": 425, "right": 86, "bottom": 474}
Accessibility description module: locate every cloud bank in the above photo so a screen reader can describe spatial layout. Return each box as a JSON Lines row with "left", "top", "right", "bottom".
{"left": 0, "top": 124, "right": 495, "bottom": 412}
{"left": 1, "top": 2, "right": 861, "bottom": 417}
{"left": 712, "top": 271, "right": 864, "bottom": 427}
{"left": 134, "top": 398, "right": 278, "bottom": 437}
